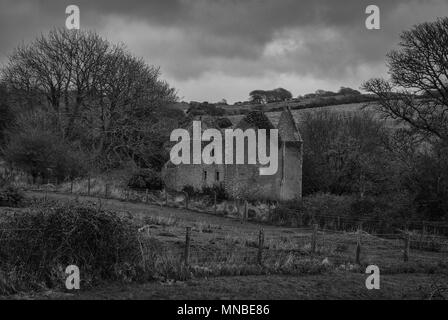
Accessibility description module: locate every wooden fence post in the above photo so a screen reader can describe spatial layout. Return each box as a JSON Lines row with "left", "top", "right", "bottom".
{"left": 311, "top": 223, "right": 318, "bottom": 253}
{"left": 404, "top": 232, "right": 410, "bottom": 262}
{"left": 87, "top": 176, "right": 91, "bottom": 196}
{"left": 214, "top": 192, "right": 217, "bottom": 215}
{"left": 258, "top": 229, "right": 264, "bottom": 265}
{"left": 422, "top": 221, "right": 427, "bottom": 249}
{"left": 184, "top": 192, "right": 189, "bottom": 209}
{"left": 244, "top": 200, "right": 248, "bottom": 222}
{"left": 184, "top": 227, "right": 191, "bottom": 266}
{"left": 356, "top": 226, "right": 362, "bottom": 265}
{"left": 70, "top": 179, "right": 74, "bottom": 194}
{"left": 419, "top": 221, "right": 425, "bottom": 249}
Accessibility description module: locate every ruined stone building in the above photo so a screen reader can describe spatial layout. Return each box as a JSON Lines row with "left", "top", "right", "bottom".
{"left": 161, "top": 107, "right": 303, "bottom": 201}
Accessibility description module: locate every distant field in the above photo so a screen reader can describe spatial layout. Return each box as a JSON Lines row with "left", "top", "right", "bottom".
{"left": 227, "top": 102, "right": 400, "bottom": 128}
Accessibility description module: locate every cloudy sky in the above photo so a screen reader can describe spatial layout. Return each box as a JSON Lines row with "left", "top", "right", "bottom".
{"left": 1, "top": 0, "right": 447, "bottom": 103}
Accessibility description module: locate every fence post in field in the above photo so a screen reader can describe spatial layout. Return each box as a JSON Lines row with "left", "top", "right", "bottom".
{"left": 70, "top": 179, "right": 74, "bottom": 194}
{"left": 184, "top": 227, "right": 191, "bottom": 266}
{"left": 258, "top": 229, "right": 264, "bottom": 265}
{"left": 87, "top": 176, "right": 91, "bottom": 196}
{"left": 214, "top": 192, "right": 217, "bottom": 215}
{"left": 267, "top": 202, "right": 271, "bottom": 217}
{"left": 419, "top": 221, "right": 424, "bottom": 249}
{"left": 404, "top": 232, "right": 410, "bottom": 262}
{"left": 356, "top": 226, "right": 362, "bottom": 265}
{"left": 311, "top": 223, "right": 318, "bottom": 253}
{"left": 184, "top": 192, "right": 189, "bottom": 209}
{"left": 244, "top": 200, "right": 248, "bottom": 222}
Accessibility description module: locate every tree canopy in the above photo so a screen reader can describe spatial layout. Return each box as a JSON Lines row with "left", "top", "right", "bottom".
{"left": 1, "top": 29, "right": 179, "bottom": 177}
{"left": 362, "top": 17, "right": 448, "bottom": 141}
{"left": 249, "top": 88, "right": 292, "bottom": 103}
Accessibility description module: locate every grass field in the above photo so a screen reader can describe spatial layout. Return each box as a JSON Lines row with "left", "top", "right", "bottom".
{"left": 227, "top": 102, "right": 400, "bottom": 128}
{"left": 2, "top": 191, "right": 446, "bottom": 300}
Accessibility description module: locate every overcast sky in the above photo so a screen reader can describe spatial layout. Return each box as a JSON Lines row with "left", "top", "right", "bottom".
{"left": 1, "top": 0, "right": 447, "bottom": 103}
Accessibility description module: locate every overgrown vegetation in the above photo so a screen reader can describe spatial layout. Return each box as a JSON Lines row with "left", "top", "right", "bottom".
{"left": 269, "top": 193, "right": 416, "bottom": 233}
{"left": 127, "top": 168, "right": 163, "bottom": 191}
{"left": 0, "top": 202, "right": 145, "bottom": 294}
{"left": 0, "top": 28, "right": 180, "bottom": 182}
{"left": 182, "top": 184, "right": 228, "bottom": 201}
{"left": 297, "top": 108, "right": 448, "bottom": 225}
{"left": 0, "top": 185, "right": 24, "bottom": 207}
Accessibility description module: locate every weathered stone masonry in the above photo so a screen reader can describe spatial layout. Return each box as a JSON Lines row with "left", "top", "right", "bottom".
{"left": 162, "top": 107, "right": 303, "bottom": 202}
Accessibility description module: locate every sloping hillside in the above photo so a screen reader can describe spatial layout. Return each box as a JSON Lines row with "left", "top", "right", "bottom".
{"left": 227, "top": 102, "right": 399, "bottom": 128}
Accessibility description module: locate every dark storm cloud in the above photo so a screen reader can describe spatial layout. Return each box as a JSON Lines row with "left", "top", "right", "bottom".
{"left": 1, "top": 0, "right": 448, "bottom": 101}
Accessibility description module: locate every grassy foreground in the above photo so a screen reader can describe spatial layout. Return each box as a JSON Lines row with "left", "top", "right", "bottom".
{"left": 1, "top": 191, "right": 447, "bottom": 300}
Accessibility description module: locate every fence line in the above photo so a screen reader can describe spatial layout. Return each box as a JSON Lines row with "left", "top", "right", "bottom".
{"left": 13, "top": 184, "right": 448, "bottom": 251}
{"left": 131, "top": 222, "right": 448, "bottom": 268}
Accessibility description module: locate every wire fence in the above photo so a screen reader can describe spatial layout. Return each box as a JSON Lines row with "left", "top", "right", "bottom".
{"left": 4, "top": 176, "right": 448, "bottom": 273}
{"left": 24, "top": 179, "right": 448, "bottom": 237}
{"left": 1, "top": 212, "right": 447, "bottom": 279}
{"left": 136, "top": 224, "right": 448, "bottom": 273}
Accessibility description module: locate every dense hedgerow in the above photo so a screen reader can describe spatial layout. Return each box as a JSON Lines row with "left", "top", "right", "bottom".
{"left": 268, "top": 193, "right": 416, "bottom": 232}
{"left": 182, "top": 184, "right": 228, "bottom": 202}
{"left": 0, "top": 185, "right": 24, "bottom": 207}
{"left": 127, "top": 168, "right": 163, "bottom": 190}
{"left": 0, "top": 202, "right": 145, "bottom": 294}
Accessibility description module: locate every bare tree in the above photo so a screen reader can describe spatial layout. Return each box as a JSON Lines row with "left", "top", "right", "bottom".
{"left": 362, "top": 18, "right": 448, "bottom": 141}
{"left": 1, "top": 29, "right": 177, "bottom": 171}
{"left": 2, "top": 30, "right": 111, "bottom": 137}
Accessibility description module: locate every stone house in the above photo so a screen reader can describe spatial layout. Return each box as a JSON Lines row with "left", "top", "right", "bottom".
{"left": 161, "top": 107, "right": 303, "bottom": 201}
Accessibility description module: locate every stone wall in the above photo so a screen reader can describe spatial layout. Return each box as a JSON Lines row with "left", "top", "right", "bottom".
{"left": 162, "top": 163, "right": 225, "bottom": 191}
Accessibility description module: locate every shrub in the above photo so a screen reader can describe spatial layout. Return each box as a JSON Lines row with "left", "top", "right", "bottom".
{"left": 301, "top": 193, "right": 353, "bottom": 219}
{"left": 0, "top": 202, "right": 145, "bottom": 292}
{"left": 300, "top": 110, "right": 392, "bottom": 196}
{"left": 268, "top": 200, "right": 302, "bottom": 226}
{"left": 0, "top": 185, "right": 24, "bottom": 207}
{"left": 288, "top": 192, "right": 416, "bottom": 233}
{"left": 2, "top": 114, "right": 88, "bottom": 183}
{"left": 214, "top": 117, "right": 233, "bottom": 129}
{"left": 181, "top": 185, "right": 196, "bottom": 197}
{"left": 201, "top": 185, "right": 228, "bottom": 201}
{"left": 127, "top": 168, "right": 163, "bottom": 190}
{"left": 268, "top": 193, "right": 354, "bottom": 227}
{"left": 182, "top": 184, "right": 228, "bottom": 202}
